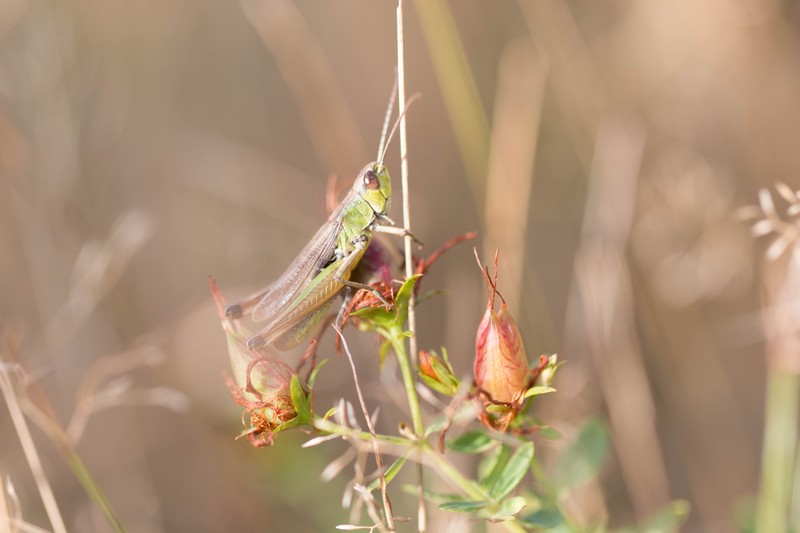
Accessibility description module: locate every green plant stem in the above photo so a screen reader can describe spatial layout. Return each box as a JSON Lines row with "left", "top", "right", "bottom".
{"left": 314, "top": 415, "right": 527, "bottom": 533}
{"left": 412, "top": 0, "right": 489, "bottom": 204}
{"left": 389, "top": 333, "right": 424, "bottom": 436}
{"left": 419, "top": 443, "right": 486, "bottom": 501}
{"left": 420, "top": 444, "right": 527, "bottom": 533}
{"left": 0, "top": 371, "right": 67, "bottom": 533}
{"left": 62, "top": 446, "right": 125, "bottom": 533}
{"left": 756, "top": 366, "right": 799, "bottom": 533}
{"left": 792, "top": 440, "right": 800, "bottom": 530}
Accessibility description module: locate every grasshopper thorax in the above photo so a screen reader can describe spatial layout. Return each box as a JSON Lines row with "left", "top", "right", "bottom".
{"left": 356, "top": 162, "right": 392, "bottom": 216}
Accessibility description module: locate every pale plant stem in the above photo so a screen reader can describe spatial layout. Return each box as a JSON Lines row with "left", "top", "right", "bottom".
{"left": 335, "top": 327, "right": 395, "bottom": 532}
{"left": 396, "top": 2, "right": 415, "bottom": 367}
{"left": 24, "top": 402, "right": 125, "bottom": 532}
{"left": 313, "top": 417, "right": 413, "bottom": 446}
{"left": 0, "top": 468, "right": 10, "bottom": 532}
{"left": 395, "top": 2, "right": 426, "bottom": 531}
{"left": 0, "top": 370, "right": 67, "bottom": 533}
{"left": 418, "top": 444, "right": 487, "bottom": 502}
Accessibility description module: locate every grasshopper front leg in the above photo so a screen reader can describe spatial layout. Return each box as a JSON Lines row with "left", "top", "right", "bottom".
{"left": 372, "top": 219, "right": 423, "bottom": 248}
{"left": 335, "top": 236, "right": 392, "bottom": 309}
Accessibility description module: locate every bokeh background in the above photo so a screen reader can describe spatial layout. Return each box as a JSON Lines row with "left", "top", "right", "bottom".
{"left": 2, "top": 0, "right": 799, "bottom": 531}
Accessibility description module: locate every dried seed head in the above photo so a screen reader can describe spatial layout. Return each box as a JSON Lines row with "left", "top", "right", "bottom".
{"left": 473, "top": 249, "right": 529, "bottom": 404}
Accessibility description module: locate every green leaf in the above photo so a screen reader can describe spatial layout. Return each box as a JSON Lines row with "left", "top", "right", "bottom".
{"left": 419, "top": 373, "right": 455, "bottom": 396}
{"left": 439, "top": 347, "right": 456, "bottom": 373}
{"left": 638, "top": 500, "right": 691, "bottom": 532}
{"left": 393, "top": 274, "right": 422, "bottom": 323}
{"left": 524, "top": 386, "right": 557, "bottom": 399}
{"left": 489, "top": 496, "right": 527, "bottom": 521}
{"left": 366, "top": 454, "right": 409, "bottom": 492}
{"left": 480, "top": 444, "right": 512, "bottom": 488}
{"left": 418, "top": 349, "right": 461, "bottom": 396}
{"left": 424, "top": 415, "right": 447, "bottom": 437}
{"left": 519, "top": 507, "right": 564, "bottom": 528}
{"left": 447, "top": 431, "right": 497, "bottom": 454}
{"left": 439, "top": 500, "right": 491, "bottom": 513}
{"left": 289, "top": 374, "right": 311, "bottom": 425}
{"left": 552, "top": 419, "right": 610, "bottom": 489}
{"left": 488, "top": 442, "right": 535, "bottom": 500}
{"left": 307, "top": 359, "right": 328, "bottom": 389}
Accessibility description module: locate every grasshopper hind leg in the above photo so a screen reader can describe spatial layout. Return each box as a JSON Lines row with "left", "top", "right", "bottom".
{"left": 225, "top": 286, "right": 274, "bottom": 319}
{"left": 335, "top": 287, "right": 352, "bottom": 328}
{"left": 246, "top": 300, "right": 334, "bottom": 352}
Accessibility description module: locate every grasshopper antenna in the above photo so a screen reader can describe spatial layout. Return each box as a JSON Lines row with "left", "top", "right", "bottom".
{"left": 378, "top": 92, "right": 421, "bottom": 168}
{"left": 376, "top": 75, "right": 398, "bottom": 163}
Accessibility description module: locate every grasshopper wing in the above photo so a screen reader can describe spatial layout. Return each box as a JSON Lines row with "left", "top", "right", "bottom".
{"left": 252, "top": 242, "right": 367, "bottom": 350}
{"left": 251, "top": 218, "right": 342, "bottom": 324}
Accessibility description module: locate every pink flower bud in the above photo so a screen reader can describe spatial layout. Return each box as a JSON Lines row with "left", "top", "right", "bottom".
{"left": 473, "top": 250, "right": 529, "bottom": 404}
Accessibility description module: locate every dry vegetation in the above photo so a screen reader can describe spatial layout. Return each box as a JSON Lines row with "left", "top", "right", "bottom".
{"left": 2, "top": 1, "right": 800, "bottom": 531}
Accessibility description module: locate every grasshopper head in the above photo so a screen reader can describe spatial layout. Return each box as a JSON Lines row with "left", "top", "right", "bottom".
{"left": 357, "top": 162, "right": 392, "bottom": 216}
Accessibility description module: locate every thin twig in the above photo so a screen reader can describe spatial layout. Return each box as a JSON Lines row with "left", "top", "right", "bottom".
{"left": 3, "top": 335, "right": 125, "bottom": 532}
{"left": 333, "top": 326, "right": 395, "bottom": 532}
{"left": 0, "top": 367, "right": 67, "bottom": 533}
{"left": 0, "top": 470, "right": 12, "bottom": 532}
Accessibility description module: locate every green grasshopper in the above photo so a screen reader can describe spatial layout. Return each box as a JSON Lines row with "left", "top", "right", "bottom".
{"left": 225, "top": 161, "right": 403, "bottom": 351}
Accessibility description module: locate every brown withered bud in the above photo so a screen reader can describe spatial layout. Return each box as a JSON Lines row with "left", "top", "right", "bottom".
{"left": 473, "top": 249, "right": 529, "bottom": 405}
{"left": 209, "top": 277, "right": 297, "bottom": 446}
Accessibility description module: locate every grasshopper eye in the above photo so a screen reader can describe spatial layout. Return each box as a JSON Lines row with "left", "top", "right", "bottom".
{"left": 363, "top": 170, "right": 380, "bottom": 190}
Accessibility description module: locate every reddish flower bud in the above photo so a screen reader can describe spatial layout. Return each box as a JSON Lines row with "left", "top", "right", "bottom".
{"left": 473, "top": 250, "right": 529, "bottom": 404}
{"left": 419, "top": 350, "right": 439, "bottom": 380}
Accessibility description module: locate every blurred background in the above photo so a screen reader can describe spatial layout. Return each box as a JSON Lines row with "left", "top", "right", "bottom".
{"left": 2, "top": 0, "right": 799, "bottom": 531}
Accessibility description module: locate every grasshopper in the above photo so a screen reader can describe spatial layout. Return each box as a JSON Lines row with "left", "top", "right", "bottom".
{"left": 225, "top": 162, "right": 404, "bottom": 351}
